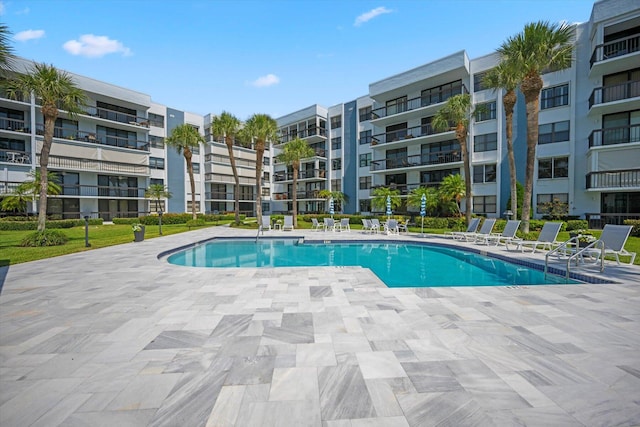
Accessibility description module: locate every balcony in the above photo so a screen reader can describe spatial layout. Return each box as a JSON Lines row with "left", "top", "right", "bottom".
{"left": 205, "top": 192, "right": 255, "bottom": 201}
{"left": 0, "top": 117, "right": 30, "bottom": 133}
{"left": 82, "top": 105, "right": 149, "bottom": 128}
{"left": 1, "top": 149, "right": 31, "bottom": 164}
{"left": 371, "top": 84, "right": 468, "bottom": 126}
{"left": 59, "top": 184, "right": 146, "bottom": 198}
{"left": 206, "top": 136, "right": 248, "bottom": 148}
{"left": 278, "top": 127, "right": 327, "bottom": 144}
{"left": 370, "top": 150, "right": 462, "bottom": 172}
{"left": 586, "top": 168, "right": 640, "bottom": 189}
{"left": 35, "top": 124, "right": 149, "bottom": 151}
{"left": 589, "top": 80, "right": 640, "bottom": 114}
{"left": 273, "top": 169, "right": 326, "bottom": 182}
{"left": 38, "top": 154, "right": 150, "bottom": 175}
{"left": 590, "top": 33, "right": 640, "bottom": 77}
{"left": 369, "top": 182, "right": 439, "bottom": 196}
{"left": 371, "top": 123, "right": 453, "bottom": 147}
{"left": 205, "top": 173, "right": 255, "bottom": 185}
{"left": 590, "top": 33, "right": 640, "bottom": 68}
{"left": 272, "top": 190, "right": 324, "bottom": 200}
{"left": 205, "top": 153, "right": 256, "bottom": 168}
{"left": 0, "top": 181, "right": 22, "bottom": 195}
{"left": 589, "top": 124, "right": 640, "bottom": 147}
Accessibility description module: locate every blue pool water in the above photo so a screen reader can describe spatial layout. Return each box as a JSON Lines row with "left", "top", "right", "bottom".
{"left": 166, "top": 239, "right": 578, "bottom": 287}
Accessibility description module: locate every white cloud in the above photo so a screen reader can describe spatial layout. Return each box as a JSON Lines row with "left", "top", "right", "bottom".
{"left": 0, "top": 1, "right": 5, "bottom": 15}
{"left": 14, "top": 29, "right": 44, "bottom": 42}
{"left": 354, "top": 6, "right": 392, "bottom": 27}
{"left": 16, "top": 7, "right": 30, "bottom": 15}
{"left": 250, "top": 74, "right": 280, "bottom": 88}
{"left": 63, "top": 34, "right": 132, "bottom": 58}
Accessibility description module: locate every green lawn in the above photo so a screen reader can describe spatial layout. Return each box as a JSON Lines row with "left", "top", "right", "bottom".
{"left": 1, "top": 222, "right": 638, "bottom": 266}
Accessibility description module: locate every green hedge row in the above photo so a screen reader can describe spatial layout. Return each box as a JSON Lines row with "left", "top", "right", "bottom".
{"left": 0, "top": 218, "right": 103, "bottom": 231}
{"left": 112, "top": 213, "right": 243, "bottom": 226}
{"left": 624, "top": 219, "right": 640, "bottom": 237}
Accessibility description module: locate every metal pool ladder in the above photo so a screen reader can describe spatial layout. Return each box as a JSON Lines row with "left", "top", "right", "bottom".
{"left": 545, "top": 237, "right": 605, "bottom": 279}
{"left": 256, "top": 225, "right": 263, "bottom": 243}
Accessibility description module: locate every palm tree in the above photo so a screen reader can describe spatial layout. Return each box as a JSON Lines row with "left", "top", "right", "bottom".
{"left": 1, "top": 170, "right": 62, "bottom": 216}
{"left": 4, "top": 63, "right": 86, "bottom": 232}
{"left": 211, "top": 111, "right": 243, "bottom": 224}
{"left": 0, "top": 23, "right": 16, "bottom": 72}
{"left": 484, "top": 61, "right": 521, "bottom": 222}
{"left": 439, "top": 174, "right": 465, "bottom": 216}
{"left": 499, "top": 21, "right": 574, "bottom": 232}
{"left": 165, "top": 124, "right": 205, "bottom": 220}
{"left": 371, "top": 187, "right": 401, "bottom": 213}
{"left": 407, "top": 186, "right": 439, "bottom": 216}
{"left": 242, "top": 113, "right": 278, "bottom": 227}
{"left": 318, "top": 189, "right": 347, "bottom": 213}
{"left": 276, "top": 138, "right": 314, "bottom": 227}
{"left": 144, "top": 184, "right": 172, "bottom": 213}
{"left": 431, "top": 93, "right": 474, "bottom": 225}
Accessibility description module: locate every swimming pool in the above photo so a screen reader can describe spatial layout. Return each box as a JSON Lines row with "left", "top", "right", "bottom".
{"left": 166, "top": 238, "right": 579, "bottom": 287}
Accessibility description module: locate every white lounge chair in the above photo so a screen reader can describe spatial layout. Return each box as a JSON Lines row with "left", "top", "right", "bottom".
{"left": 282, "top": 215, "right": 294, "bottom": 231}
{"left": 478, "top": 220, "right": 521, "bottom": 246}
{"left": 370, "top": 218, "right": 381, "bottom": 234}
{"left": 449, "top": 218, "right": 481, "bottom": 240}
{"left": 584, "top": 224, "right": 636, "bottom": 265}
{"left": 261, "top": 215, "right": 271, "bottom": 231}
{"left": 337, "top": 218, "right": 350, "bottom": 232}
{"left": 361, "top": 218, "right": 372, "bottom": 233}
{"left": 323, "top": 218, "right": 336, "bottom": 232}
{"left": 455, "top": 218, "right": 496, "bottom": 242}
{"left": 507, "top": 222, "right": 562, "bottom": 253}
{"left": 385, "top": 219, "right": 399, "bottom": 235}
{"left": 311, "top": 218, "right": 323, "bottom": 231}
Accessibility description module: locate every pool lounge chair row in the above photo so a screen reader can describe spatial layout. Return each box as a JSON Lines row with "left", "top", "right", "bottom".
{"left": 311, "top": 218, "right": 351, "bottom": 232}
{"left": 261, "top": 215, "right": 294, "bottom": 231}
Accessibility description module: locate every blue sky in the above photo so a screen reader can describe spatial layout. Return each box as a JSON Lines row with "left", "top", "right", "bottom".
{"left": 4, "top": 0, "right": 596, "bottom": 120}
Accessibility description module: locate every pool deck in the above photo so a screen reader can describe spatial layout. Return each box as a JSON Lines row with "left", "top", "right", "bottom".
{"left": 1, "top": 226, "right": 639, "bottom": 426}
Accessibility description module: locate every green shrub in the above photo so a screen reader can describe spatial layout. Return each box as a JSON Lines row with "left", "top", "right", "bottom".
{"left": 20, "top": 230, "right": 68, "bottom": 247}
{"left": 422, "top": 217, "right": 449, "bottom": 229}
{"left": 186, "top": 219, "right": 206, "bottom": 229}
{"left": 565, "top": 219, "right": 588, "bottom": 231}
{"left": 519, "top": 231, "right": 539, "bottom": 241}
{"left": 446, "top": 217, "right": 467, "bottom": 230}
{"left": 0, "top": 218, "right": 89, "bottom": 231}
{"left": 624, "top": 219, "right": 640, "bottom": 237}
{"left": 0, "top": 216, "right": 38, "bottom": 221}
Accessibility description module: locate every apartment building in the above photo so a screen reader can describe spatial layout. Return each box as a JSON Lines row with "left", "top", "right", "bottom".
{"left": 1, "top": 0, "right": 637, "bottom": 224}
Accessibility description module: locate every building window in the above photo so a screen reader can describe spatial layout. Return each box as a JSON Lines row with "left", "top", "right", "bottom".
{"left": 359, "top": 153, "right": 371, "bottom": 167}
{"left": 359, "top": 176, "right": 372, "bottom": 190}
{"left": 262, "top": 187, "right": 270, "bottom": 196}
{"left": 475, "top": 101, "right": 496, "bottom": 121}
{"left": 191, "top": 163, "right": 200, "bottom": 173}
{"left": 187, "top": 201, "right": 201, "bottom": 212}
{"left": 473, "top": 71, "right": 490, "bottom": 92}
{"left": 149, "top": 135, "right": 164, "bottom": 148}
{"left": 148, "top": 113, "right": 165, "bottom": 128}
{"left": 538, "top": 157, "right": 568, "bottom": 179}
{"left": 262, "top": 202, "right": 270, "bottom": 212}
{"left": 541, "top": 84, "right": 569, "bottom": 109}
{"left": 473, "top": 195, "right": 497, "bottom": 214}
{"left": 473, "top": 164, "right": 497, "bottom": 183}
{"left": 421, "top": 168, "right": 459, "bottom": 185}
{"left": 474, "top": 133, "right": 497, "bottom": 152}
{"left": 386, "top": 96, "right": 408, "bottom": 115}
{"left": 331, "top": 179, "right": 341, "bottom": 192}
{"left": 263, "top": 171, "right": 270, "bottom": 181}
{"left": 150, "top": 157, "right": 165, "bottom": 169}
{"left": 538, "top": 121, "right": 570, "bottom": 144}
{"left": 359, "top": 199, "right": 371, "bottom": 212}
{"left": 150, "top": 178, "right": 164, "bottom": 186}
{"left": 331, "top": 137, "right": 342, "bottom": 150}
{"left": 537, "top": 193, "right": 568, "bottom": 214}
{"left": 330, "top": 115, "right": 342, "bottom": 129}
{"left": 359, "top": 106, "right": 372, "bottom": 122}
{"left": 263, "top": 157, "right": 270, "bottom": 166}
{"left": 332, "top": 158, "right": 342, "bottom": 170}
{"left": 359, "top": 130, "right": 372, "bottom": 145}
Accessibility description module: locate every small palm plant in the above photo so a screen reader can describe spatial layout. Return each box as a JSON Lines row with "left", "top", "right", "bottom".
{"left": 144, "top": 184, "right": 172, "bottom": 213}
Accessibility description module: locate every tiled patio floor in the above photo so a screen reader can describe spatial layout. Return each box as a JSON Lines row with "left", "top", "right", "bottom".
{"left": 1, "top": 226, "right": 639, "bottom": 426}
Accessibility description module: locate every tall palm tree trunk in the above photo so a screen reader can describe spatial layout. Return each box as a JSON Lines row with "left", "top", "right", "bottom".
{"left": 255, "top": 141, "right": 264, "bottom": 226}
{"left": 292, "top": 161, "right": 299, "bottom": 227}
{"left": 504, "top": 90, "right": 518, "bottom": 221}
{"left": 184, "top": 148, "right": 197, "bottom": 220}
{"left": 521, "top": 72, "right": 543, "bottom": 233}
{"left": 38, "top": 107, "right": 58, "bottom": 232}
{"left": 225, "top": 137, "right": 241, "bottom": 224}
{"left": 456, "top": 123, "right": 472, "bottom": 224}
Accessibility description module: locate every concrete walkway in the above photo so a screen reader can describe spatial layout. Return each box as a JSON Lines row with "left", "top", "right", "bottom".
{"left": 1, "top": 226, "right": 639, "bottom": 426}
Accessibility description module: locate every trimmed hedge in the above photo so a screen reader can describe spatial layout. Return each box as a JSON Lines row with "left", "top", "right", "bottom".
{"left": 112, "top": 213, "right": 241, "bottom": 226}
{"left": 0, "top": 218, "right": 103, "bottom": 231}
{"left": 20, "top": 230, "right": 68, "bottom": 247}
{"left": 565, "top": 219, "right": 589, "bottom": 231}
{"left": 186, "top": 219, "right": 207, "bottom": 229}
